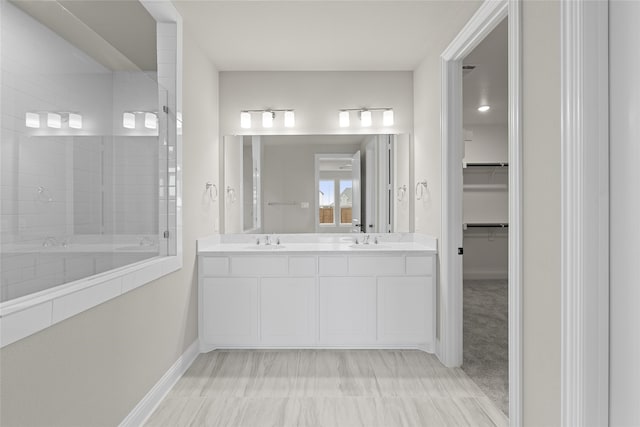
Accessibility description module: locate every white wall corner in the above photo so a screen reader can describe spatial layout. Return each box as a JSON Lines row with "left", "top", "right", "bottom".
{"left": 560, "top": 0, "right": 609, "bottom": 426}
{"left": 119, "top": 340, "right": 200, "bottom": 427}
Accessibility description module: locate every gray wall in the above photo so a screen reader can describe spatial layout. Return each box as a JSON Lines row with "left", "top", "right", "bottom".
{"left": 0, "top": 31, "right": 220, "bottom": 426}
{"left": 522, "top": 0, "right": 561, "bottom": 423}
{"left": 610, "top": 0, "right": 640, "bottom": 424}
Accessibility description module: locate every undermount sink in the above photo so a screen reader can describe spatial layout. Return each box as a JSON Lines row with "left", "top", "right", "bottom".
{"left": 349, "top": 244, "right": 390, "bottom": 249}
{"left": 245, "top": 245, "right": 286, "bottom": 250}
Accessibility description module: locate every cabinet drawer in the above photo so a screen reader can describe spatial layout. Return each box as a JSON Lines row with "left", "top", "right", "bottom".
{"left": 200, "top": 257, "right": 229, "bottom": 276}
{"left": 289, "top": 256, "right": 316, "bottom": 276}
{"left": 319, "top": 256, "right": 348, "bottom": 276}
{"left": 349, "top": 256, "right": 404, "bottom": 275}
{"left": 230, "top": 256, "right": 288, "bottom": 276}
{"left": 406, "top": 256, "right": 433, "bottom": 276}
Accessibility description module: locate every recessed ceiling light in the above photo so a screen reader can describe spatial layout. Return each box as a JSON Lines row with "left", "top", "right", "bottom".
{"left": 478, "top": 105, "right": 491, "bottom": 112}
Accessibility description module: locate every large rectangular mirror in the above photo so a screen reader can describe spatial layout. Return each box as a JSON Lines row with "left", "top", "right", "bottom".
{"left": 222, "top": 134, "right": 412, "bottom": 234}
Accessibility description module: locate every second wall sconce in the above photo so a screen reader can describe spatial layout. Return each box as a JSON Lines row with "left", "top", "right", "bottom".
{"left": 338, "top": 108, "right": 394, "bottom": 128}
{"left": 240, "top": 109, "right": 295, "bottom": 129}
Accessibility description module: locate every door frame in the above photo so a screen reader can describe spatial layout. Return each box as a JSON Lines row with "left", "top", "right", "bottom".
{"left": 440, "top": 0, "right": 522, "bottom": 424}
{"left": 560, "top": 0, "right": 609, "bottom": 425}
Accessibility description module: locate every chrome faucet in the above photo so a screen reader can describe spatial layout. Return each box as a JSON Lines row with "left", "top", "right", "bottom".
{"left": 264, "top": 235, "right": 271, "bottom": 246}
{"left": 42, "top": 236, "right": 58, "bottom": 248}
{"left": 363, "top": 234, "right": 370, "bottom": 245}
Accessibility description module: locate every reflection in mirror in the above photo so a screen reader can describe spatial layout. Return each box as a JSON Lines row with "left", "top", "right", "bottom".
{"left": 222, "top": 134, "right": 412, "bottom": 234}
{"left": 315, "top": 153, "right": 361, "bottom": 233}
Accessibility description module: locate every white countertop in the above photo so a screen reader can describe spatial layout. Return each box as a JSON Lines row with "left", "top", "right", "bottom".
{"left": 197, "top": 233, "right": 437, "bottom": 255}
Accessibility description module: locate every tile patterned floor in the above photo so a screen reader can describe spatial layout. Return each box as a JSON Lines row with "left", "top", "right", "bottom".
{"left": 463, "top": 280, "right": 509, "bottom": 415}
{"left": 146, "top": 350, "right": 508, "bottom": 427}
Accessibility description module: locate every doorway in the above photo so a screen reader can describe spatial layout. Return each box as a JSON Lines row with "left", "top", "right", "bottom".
{"left": 440, "top": 0, "right": 522, "bottom": 424}
{"left": 461, "top": 18, "right": 509, "bottom": 415}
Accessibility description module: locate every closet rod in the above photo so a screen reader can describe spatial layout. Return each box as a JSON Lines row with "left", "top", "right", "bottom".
{"left": 464, "top": 223, "right": 509, "bottom": 228}
{"left": 464, "top": 162, "right": 509, "bottom": 167}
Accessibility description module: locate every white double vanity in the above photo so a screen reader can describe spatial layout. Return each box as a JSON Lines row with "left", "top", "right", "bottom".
{"left": 197, "top": 233, "right": 437, "bottom": 353}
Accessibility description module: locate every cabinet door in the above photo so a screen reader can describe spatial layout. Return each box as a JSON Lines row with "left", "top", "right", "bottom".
{"left": 260, "top": 278, "right": 316, "bottom": 345}
{"left": 319, "top": 277, "right": 376, "bottom": 345}
{"left": 201, "top": 278, "right": 258, "bottom": 346}
{"left": 377, "top": 276, "right": 433, "bottom": 345}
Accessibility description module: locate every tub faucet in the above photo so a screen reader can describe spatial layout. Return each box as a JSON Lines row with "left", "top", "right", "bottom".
{"left": 42, "top": 236, "right": 58, "bottom": 248}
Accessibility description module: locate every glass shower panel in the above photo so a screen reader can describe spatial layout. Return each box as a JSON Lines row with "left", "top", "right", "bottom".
{"left": 0, "top": 1, "right": 169, "bottom": 302}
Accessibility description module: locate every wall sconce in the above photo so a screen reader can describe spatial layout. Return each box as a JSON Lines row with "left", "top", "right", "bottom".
{"left": 338, "top": 107, "right": 394, "bottom": 128}
{"left": 239, "top": 109, "right": 295, "bottom": 129}
{"left": 25, "top": 111, "right": 83, "bottom": 129}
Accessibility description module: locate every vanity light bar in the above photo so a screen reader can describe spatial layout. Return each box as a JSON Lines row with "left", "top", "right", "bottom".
{"left": 122, "top": 111, "right": 159, "bottom": 130}
{"left": 25, "top": 111, "right": 83, "bottom": 129}
{"left": 338, "top": 108, "right": 394, "bottom": 128}
{"left": 239, "top": 109, "right": 295, "bottom": 129}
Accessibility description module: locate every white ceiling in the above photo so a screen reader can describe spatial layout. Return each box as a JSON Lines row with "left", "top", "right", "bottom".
{"left": 174, "top": 0, "right": 481, "bottom": 71}
{"left": 463, "top": 18, "right": 508, "bottom": 126}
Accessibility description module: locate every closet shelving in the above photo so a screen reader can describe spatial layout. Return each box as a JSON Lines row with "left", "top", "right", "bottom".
{"left": 462, "top": 161, "right": 509, "bottom": 228}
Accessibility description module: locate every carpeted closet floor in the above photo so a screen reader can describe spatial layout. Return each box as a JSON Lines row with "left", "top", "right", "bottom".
{"left": 462, "top": 279, "right": 509, "bottom": 416}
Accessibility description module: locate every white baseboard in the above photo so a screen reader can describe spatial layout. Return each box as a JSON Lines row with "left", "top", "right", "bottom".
{"left": 463, "top": 270, "right": 508, "bottom": 280}
{"left": 119, "top": 340, "right": 199, "bottom": 427}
